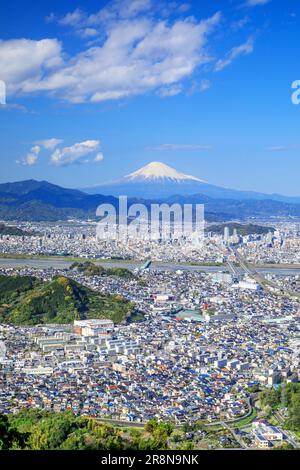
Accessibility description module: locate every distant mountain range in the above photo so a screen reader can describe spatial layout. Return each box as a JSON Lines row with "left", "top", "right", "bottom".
{"left": 83, "top": 161, "right": 300, "bottom": 204}
{"left": 1, "top": 167, "right": 300, "bottom": 221}
{"left": 0, "top": 179, "right": 118, "bottom": 221}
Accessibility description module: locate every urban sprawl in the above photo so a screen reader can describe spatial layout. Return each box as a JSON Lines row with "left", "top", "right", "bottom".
{"left": 1, "top": 220, "right": 300, "bottom": 449}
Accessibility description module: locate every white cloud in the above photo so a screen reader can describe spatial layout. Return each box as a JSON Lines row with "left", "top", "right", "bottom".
{"left": 38, "top": 12, "right": 221, "bottom": 103}
{"left": 81, "top": 28, "right": 98, "bottom": 38}
{"left": 1, "top": 2, "right": 256, "bottom": 104}
{"left": 50, "top": 140, "right": 100, "bottom": 166}
{"left": 87, "top": 0, "right": 153, "bottom": 24}
{"left": 35, "top": 138, "right": 63, "bottom": 150}
{"left": 246, "top": 0, "right": 271, "bottom": 6}
{"left": 94, "top": 152, "right": 104, "bottom": 162}
{"left": 0, "top": 3, "right": 221, "bottom": 103}
{"left": 58, "top": 8, "right": 86, "bottom": 27}
{"left": 17, "top": 145, "right": 40, "bottom": 166}
{"left": 214, "top": 38, "right": 254, "bottom": 72}
{"left": 0, "top": 38, "right": 63, "bottom": 96}
{"left": 91, "top": 90, "right": 131, "bottom": 103}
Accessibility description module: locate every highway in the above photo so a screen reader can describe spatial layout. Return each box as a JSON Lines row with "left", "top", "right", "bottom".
{"left": 229, "top": 247, "right": 300, "bottom": 299}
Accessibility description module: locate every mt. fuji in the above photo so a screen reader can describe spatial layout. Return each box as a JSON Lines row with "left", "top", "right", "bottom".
{"left": 124, "top": 161, "right": 206, "bottom": 184}
{"left": 83, "top": 161, "right": 300, "bottom": 203}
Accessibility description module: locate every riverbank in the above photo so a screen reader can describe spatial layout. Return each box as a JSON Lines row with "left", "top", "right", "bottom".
{"left": 1, "top": 254, "right": 300, "bottom": 276}
{"left": 1, "top": 253, "right": 300, "bottom": 270}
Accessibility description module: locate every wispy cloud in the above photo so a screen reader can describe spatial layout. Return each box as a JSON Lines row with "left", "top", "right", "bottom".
{"left": 158, "top": 85, "right": 183, "bottom": 97}
{"left": 146, "top": 144, "right": 212, "bottom": 152}
{"left": 0, "top": 103, "right": 32, "bottom": 113}
{"left": 188, "top": 79, "right": 212, "bottom": 95}
{"left": 58, "top": 8, "right": 86, "bottom": 27}
{"left": 268, "top": 145, "right": 300, "bottom": 152}
{"left": 231, "top": 17, "right": 249, "bottom": 31}
{"left": 245, "top": 0, "right": 271, "bottom": 6}
{"left": 214, "top": 37, "right": 254, "bottom": 72}
{"left": 17, "top": 145, "right": 40, "bottom": 166}
{"left": 35, "top": 138, "right": 63, "bottom": 150}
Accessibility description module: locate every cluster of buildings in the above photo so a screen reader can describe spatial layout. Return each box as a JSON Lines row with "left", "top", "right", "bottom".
{"left": 1, "top": 220, "right": 300, "bottom": 265}
{"left": 0, "top": 262, "right": 300, "bottom": 425}
{"left": 252, "top": 421, "right": 284, "bottom": 448}
{"left": 1, "top": 219, "right": 300, "bottom": 449}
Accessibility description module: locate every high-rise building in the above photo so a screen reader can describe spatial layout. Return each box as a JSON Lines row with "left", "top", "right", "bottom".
{"left": 224, "top": 226, "right": 230, "bottom": 243}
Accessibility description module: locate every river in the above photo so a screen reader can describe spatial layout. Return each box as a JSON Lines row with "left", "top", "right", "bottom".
{"left": 0, "top": 258, "right": 300, "bottom": 276}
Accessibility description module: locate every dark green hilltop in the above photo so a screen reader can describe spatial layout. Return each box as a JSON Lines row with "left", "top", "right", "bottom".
{"left": 0, "top": 274, "right": 134, "bottom": 326}
{"left": 70, "top": 261, "right": 135, "bottom": 279}
{"left": 0, "top": 223, "right": 35, "bottom": 236}
{"left": 206, "top": 222, "right": 275, "bottom": 236}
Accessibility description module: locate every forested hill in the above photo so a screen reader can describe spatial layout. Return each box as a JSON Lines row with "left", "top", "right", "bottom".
{"left": 0, "top": 274, "right": 133, "bottom": 325}
{"left": 0, "top": 223, "right": 34, "bottom": 236}
{"left": 70, "top": 261, "right": 135, "bottom": 279}
{"left": 206, "top": 222, "right": 275, "bottom": 236}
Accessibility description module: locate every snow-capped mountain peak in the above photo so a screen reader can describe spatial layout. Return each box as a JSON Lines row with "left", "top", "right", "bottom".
{"left": 125, "top": 161, "right": 205, "bottom": 183}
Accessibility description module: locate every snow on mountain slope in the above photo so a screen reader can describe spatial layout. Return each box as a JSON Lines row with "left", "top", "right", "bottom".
{"left": 82, "top": 162, "right": 300, "bottom": 203}
{"left": 125, "top": 162, "right": 206, "bottom": 183}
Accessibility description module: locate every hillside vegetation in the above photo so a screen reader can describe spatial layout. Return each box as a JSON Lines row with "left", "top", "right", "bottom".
{"left": 0, "top": 409, "right": 175, "bottom": 450}
{"left": 0, "top": 223, "right": 34, "bottom": 236}
{"left": 206, "top": 222, "right": 274, "bottom": 236}
{"left": 260, "top": 383, "right": 300, "bottom": 431}
{"left": 70, "top": 261, "right": 135, "bottom": 279}
{"left": 0, "top": 274, "right": 133, "bottom": 325}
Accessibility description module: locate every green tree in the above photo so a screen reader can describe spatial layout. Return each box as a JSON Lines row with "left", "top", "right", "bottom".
{"left": 0, "top": 413, "right": 23, "bottom": 449}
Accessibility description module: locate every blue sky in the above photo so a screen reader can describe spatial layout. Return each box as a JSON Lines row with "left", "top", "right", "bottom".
{"left": 0, "top": 0, "right": 300, "bottom": 195}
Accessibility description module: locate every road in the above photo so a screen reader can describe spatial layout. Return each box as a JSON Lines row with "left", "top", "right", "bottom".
{"left": 221, "top": 421, "right": 248, "bottom": 449}
{"left": 229, "top": 247, "right": 300, "bottom": 299}
{"left": 282, "top": 429, "right": 300, "bottom": 449}
{"left": 94, "top": 397, "right": 255, "bottom": 431}
{"left": 274, "top": 410, "right": 300, "bottom": 449}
